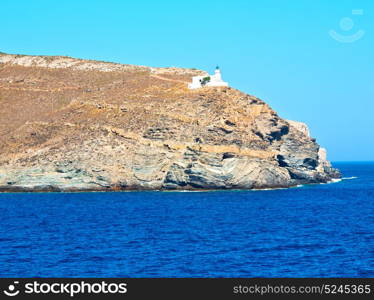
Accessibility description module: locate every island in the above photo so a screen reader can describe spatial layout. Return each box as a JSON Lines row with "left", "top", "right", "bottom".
{"left": 0, "top": 53, "right": 340, "bottom": 192}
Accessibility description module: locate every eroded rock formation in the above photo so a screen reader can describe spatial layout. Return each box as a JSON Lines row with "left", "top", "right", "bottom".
{"left": 0, "top": 53, "right": 340, "bottom": 191}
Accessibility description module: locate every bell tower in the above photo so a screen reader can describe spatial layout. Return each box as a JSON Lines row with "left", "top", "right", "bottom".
{"left": 214, "top": 66, "right": 222, "bottom": 81}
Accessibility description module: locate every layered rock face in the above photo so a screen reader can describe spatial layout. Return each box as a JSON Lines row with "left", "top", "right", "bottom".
{"left": 0, "top": 53, "right": 340, "bottom": 191}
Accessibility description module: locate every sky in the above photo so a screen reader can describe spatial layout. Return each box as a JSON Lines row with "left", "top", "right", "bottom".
{"left": 1, "top": 0, "right": 373, "bottom": 161}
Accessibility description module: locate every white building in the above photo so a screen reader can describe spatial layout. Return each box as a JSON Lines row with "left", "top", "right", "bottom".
{"left": 188, "top": 66, "right": 229, "bottom": 89}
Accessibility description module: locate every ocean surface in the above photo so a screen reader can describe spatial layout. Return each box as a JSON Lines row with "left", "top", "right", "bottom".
{"left": 0, "top": 162, "right": 373, "bottom": 277}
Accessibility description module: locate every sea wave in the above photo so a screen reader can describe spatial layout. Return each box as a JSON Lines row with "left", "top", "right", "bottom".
{"left": 329, "top": 178, "right": 342, "bottom": 183}
{"left": 325, "top": 176, "right": 358, "bottom": 184}
{"left": 342, "top": 176, "right": 358, "bottom": 180}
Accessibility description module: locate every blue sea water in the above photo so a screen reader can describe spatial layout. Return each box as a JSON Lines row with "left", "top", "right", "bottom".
{"left": 0, "top": 162, "right": 373, "bottom": 278}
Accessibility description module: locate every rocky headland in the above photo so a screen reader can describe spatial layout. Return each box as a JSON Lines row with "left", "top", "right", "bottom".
{"left": 0, "top": 53, "right": 340, "bottom": 192}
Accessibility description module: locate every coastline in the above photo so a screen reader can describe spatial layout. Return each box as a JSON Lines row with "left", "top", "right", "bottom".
{"left": 0, "top": 176, "right": 344, "bottom": 193}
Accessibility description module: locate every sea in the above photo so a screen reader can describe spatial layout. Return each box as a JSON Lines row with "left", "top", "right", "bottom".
{"left": 0, "top": 162, "right": 373, "bottom": 277}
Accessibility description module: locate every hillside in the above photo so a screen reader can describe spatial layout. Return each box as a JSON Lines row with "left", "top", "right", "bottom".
{"left": 0, "top": 53, "right": 340, "bottom": 191}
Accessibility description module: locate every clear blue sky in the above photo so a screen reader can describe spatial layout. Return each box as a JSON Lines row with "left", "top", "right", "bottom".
{"left": 2, "top": 0, "right": 373, "bottom": 161}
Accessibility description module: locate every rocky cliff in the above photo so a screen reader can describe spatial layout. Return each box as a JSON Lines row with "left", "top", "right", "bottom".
{"left": 0, "top": 53, "right": 340, "bottom": 191}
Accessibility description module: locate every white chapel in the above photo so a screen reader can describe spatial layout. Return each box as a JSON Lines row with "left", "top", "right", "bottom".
{"left": 188, "top": 66, "right": 229, "bottom": 89}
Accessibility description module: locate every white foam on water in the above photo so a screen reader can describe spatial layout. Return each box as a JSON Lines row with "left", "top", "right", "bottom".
{"left": 252, "top": 188, "right": 287, "bottom": 191}
{"left": 320, "top": 176, "right": 358, "bottom": 185}
{"left": 329, "top": 178, "right": 342, "bottom": 183}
